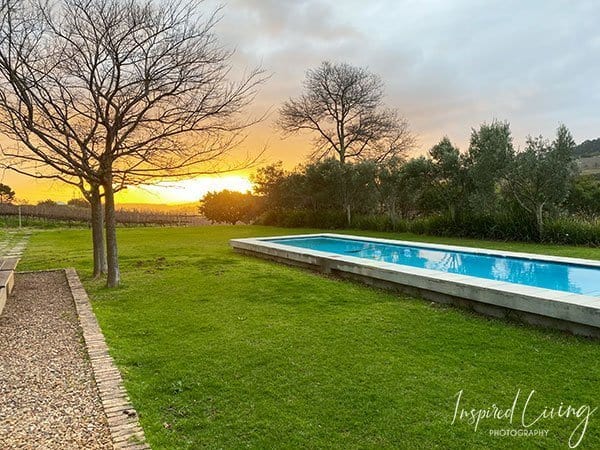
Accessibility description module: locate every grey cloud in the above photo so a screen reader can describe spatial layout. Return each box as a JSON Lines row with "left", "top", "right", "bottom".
{"left": 204, "top": 0, "right": 600, "bottom": 156}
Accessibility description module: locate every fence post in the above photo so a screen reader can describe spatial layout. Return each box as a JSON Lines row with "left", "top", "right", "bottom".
{"left": 18, "top": 205, "right": 22, "bottom": 228}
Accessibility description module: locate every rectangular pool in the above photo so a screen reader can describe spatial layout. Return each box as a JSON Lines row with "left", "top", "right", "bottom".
{"left": 267, "top": 236, "right": 600, "bottom": 297}
{"left": 231, "top": 233, "right": 600, "bottom": 337}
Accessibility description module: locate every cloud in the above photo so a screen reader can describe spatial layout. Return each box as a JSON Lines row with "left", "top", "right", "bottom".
{"left": 206, "top": 0, "right": 600, "bottom": 159}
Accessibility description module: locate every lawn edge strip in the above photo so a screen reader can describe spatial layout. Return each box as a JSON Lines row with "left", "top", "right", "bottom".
{"left": 65, "top": 267, "right": 150, "bottom": 450}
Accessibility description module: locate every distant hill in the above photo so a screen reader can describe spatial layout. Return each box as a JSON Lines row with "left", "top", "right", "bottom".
{"left": 573, "top": 138, "right": 600, "bottom": 158}
{"left": 577, "top": 154, "right": 600, "bottom": 175}
{"left": 572, "top": 138, "right": 600, "bottom": 175}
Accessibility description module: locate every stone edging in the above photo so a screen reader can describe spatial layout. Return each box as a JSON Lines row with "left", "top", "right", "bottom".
{"left": 65, "top": 268, "right": 150, "bottom": 449}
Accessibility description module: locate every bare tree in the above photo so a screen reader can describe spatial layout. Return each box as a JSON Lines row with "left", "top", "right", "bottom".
{"left": 0, "top": 0, "right": 265, "bottom": 286}
{"left": 278, "top": 61, "right": 415, "bottom": 164}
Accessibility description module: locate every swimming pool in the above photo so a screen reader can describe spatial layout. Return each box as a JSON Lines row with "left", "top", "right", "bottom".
{"left": 231, "top": 233, "right": 600, "bottom": 337}
{"left": 267, "top": 236, "right": 600, "bottom": 296}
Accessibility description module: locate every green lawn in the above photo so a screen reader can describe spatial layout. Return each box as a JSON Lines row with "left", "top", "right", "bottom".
{"left": 19, "top": 226, "right": 600, "bottom": 449}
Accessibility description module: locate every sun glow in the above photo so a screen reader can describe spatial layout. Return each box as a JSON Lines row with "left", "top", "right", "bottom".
{"left": 115, "top": 175, "right": 253, "bottom": 205}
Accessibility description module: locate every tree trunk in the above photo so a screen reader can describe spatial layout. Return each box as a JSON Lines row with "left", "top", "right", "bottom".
{"left": 449, "top": 203, "right": 456, "bottom": 221}
{"left": 389, "top": 200, "right": 397, "bottom": 227}
{"left": 90, "top": 184, "right": 107, "bottom": 278}
{"left": 340, "top": 160, "right": 351, "bottom": 226}
{"left": 535, "top": 203, "right": 544, "bottom": 242}
{"left": 103, "top": 175, "right": 120, "bottom": 288}
{"left": 345, "top": 203, "right": 351, "bottom": 226}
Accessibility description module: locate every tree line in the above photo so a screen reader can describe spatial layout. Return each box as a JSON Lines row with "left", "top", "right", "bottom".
{"left": 202, "top": 120, "right": 599, "bottom": 243}
{"left": 247, "top": 121, "right": 591, "bottom": 240}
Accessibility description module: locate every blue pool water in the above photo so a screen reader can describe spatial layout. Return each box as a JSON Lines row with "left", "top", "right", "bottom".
{"left": 267, "top": 236, "right": 600, "bottom": 296}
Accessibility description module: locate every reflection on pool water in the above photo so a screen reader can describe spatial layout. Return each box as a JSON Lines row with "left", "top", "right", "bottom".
{"left": 267, "top": 236, "right": 600, "bottom": 296}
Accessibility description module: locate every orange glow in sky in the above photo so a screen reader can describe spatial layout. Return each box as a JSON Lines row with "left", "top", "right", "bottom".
{"left": 115, "top": 175, "right": 253, "bottom": 204}
{"left": 0, "top": 170, "right": 255, "bottom": 205}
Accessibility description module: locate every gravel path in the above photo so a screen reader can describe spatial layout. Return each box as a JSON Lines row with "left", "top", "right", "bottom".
{"left": 0, "top": 271, "right": 113, "bottom": 449}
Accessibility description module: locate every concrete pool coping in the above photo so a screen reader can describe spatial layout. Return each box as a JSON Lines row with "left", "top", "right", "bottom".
{"left": 230, "top": 233, "right": 600, "bottom": 337}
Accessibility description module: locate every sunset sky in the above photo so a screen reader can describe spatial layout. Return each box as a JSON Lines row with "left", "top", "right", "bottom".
{"left": 2, "top": 0, "right": 599, "bottom": 205}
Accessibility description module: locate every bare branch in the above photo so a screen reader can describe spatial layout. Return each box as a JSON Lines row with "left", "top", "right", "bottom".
{"left": 277, "top": 61, "right": 415, "bottom": 164}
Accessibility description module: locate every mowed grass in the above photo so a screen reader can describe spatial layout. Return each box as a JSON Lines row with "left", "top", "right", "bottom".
{"left": 19, "top": 226, "right": 600, "bottom": 449}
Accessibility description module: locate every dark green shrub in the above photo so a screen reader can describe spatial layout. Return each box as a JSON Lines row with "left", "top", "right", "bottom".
{"left": 199, "top": 190, "right": 261, "bottom": 225}
{"left": 543, "top": 217, "right": 600, "bottom": 246}
{"left": 352, "top": 215, "right": 394, "bottom": 232}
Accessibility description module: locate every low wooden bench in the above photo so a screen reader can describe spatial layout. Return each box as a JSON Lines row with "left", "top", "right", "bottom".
{"left": 0, "top": 257, "right": 19, "bottom": 316}
{"left": 0, "top": 257, "right": 20, "bottom": 272}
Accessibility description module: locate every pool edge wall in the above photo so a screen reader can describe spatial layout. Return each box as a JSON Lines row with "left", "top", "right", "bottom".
{"left": 231, "top": 238, "right": 600, "bottom": 339}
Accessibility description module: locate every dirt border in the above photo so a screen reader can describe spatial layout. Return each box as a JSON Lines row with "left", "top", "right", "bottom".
{"left": 65, "top": 268, "right": 150, "bottom": 450}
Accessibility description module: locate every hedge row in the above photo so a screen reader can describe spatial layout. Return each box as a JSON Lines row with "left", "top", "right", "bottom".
{"left": 257, "top": 210, "right": 600, "bottom": 247}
